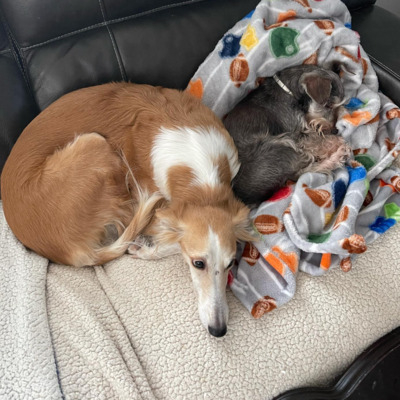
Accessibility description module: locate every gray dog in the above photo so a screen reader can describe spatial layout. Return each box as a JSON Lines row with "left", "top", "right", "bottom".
{"left": 224, "top": 64, "right": 351, "bottom": 206}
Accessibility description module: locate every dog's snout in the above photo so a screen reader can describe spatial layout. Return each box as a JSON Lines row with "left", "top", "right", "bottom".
{"left": 331, "top": 127, "right": 338, "bottom": 135}
{"left": 208, "top": 324, "right": 227, "bottom": 338}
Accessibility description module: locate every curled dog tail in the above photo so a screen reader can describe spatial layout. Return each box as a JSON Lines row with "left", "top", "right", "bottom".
{"left": 92, "top": 190, "right": 163, "bottom": 266}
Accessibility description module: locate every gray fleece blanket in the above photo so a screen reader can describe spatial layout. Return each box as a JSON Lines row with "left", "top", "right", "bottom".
{"left": 188, "top": 0, "right": 400, "bottom": 317}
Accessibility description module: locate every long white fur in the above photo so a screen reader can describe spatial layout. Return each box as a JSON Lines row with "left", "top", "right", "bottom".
{"left": 151, "top": 126, "right": 240, "bottom": 200}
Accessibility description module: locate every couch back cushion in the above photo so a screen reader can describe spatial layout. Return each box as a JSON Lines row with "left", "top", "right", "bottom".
{"left": 0, "top": 0, "right": 375, "bottom": 190}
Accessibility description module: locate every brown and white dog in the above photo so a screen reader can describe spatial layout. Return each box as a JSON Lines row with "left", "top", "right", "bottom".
{"left": 1, "top": 83, "right": 255, "bottom": 337}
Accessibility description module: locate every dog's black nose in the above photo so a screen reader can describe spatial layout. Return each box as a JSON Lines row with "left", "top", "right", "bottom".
{"left": 331, "top": 127, "right": 338, "bottom": 135}
{"left": 208, "top": 325, "right": 227, "bottom": 337}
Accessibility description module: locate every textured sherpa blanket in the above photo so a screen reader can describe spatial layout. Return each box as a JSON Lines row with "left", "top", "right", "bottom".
{"left": 0, "top": 202, "right": 155, "bottom": 400}
{"left": 188, "top": 0, "right": 400, "bottom": 318}
{"left": 1, "top": 195, "right": 400, "bottom": 400}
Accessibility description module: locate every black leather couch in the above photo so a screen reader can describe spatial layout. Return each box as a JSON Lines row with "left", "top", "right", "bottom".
{"left": 1, "top": 0, "right": 399, "bottom": 398}
{"left": 1, "top": 0, "right": 399, "bottom": 196}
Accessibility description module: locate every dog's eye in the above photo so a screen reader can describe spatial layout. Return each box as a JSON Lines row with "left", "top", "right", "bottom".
{"left": 226, "top": 260, "right": 235, "bottom": 270}
{"left": 192, "top": 259, "right": 206, "bottom": 269}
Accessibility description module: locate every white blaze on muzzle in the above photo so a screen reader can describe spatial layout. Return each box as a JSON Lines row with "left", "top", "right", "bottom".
{"left": 189, "top": 227, "right": 232, "bottom": 337}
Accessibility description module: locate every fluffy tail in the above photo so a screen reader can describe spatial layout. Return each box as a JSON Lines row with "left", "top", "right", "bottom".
{"left": 92, "top": 190, "right": 163, "bottom": 265}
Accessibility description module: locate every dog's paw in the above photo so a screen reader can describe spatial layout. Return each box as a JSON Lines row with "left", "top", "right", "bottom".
{"left": 127, "top": 243, "right": 141, "bottom": 258}
{"left": 127, "top": 235, "right": 155, "bottom": 259}
{"left": 317, "top": 136, "right": 351, "bottom": 171}
{"left": 128, "top": 243, "right": 156, "bottom": 259}
{"left": 334, "top": 138, "right": 352, "bottom": 164}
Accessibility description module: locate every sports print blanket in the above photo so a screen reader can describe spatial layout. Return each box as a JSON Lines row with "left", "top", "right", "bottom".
{"left": 187, "top": 0, "right": 400, "bottom": 318}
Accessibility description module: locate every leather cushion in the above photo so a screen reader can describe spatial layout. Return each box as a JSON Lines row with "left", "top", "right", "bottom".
{"left": 352, "top": 5, "right": 400, "bottom": 105}
{"left": 0, "top": 18, "right": 38, "bottom": 195}
{"left": 0, "top": 0, "right": 387, "bottom": 190}
{"left": 342, "top": 0, "right": 376, "bottom": 10}
{"left": 0, "top": 0, "right": 259, "bottom": 188}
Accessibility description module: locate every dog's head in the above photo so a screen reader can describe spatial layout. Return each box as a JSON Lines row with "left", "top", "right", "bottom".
{"left": 300, "top": 67, "right": 344, "bottom": 135}
{"left": 153, "top": 197, "right": 255, "bottom": 337}
{"left": 277, "top": 64, "right": 345, "bottom": 135}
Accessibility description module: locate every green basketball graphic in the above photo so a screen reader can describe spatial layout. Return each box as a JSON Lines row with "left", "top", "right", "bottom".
{"left": 354, "top": 154, "right": 376, "bottom": 171}
{"left": 307, "top": 231, "right": 332, "bottom": 243}
{"left": 269, "top": 27, "right": 300, "bottom": 58}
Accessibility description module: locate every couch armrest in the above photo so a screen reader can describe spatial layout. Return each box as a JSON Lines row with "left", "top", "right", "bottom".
{"left": 342, "top": 0, "right": 376, "bottom": 11}
{"left": 352, "top": 5, "right": 400, "bottom": 105}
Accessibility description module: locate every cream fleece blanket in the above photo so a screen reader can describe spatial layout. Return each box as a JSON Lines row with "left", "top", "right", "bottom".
{"left": 1, "top": 199, "right": 400, "bottom": 400}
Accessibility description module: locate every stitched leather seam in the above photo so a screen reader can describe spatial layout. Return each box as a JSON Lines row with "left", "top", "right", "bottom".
{"left": 22, "top": 0, "right": 208, "bottom": 51}
{"left": 97, "top": 0, "right": 127, "bottom": 81}
{"left": 24, "top": 21, "right": 105, "bottom": 51}
{"left": 0, "top": 7, "right": 39, "bottom": 111}
{"left": 368, "top": 53, "right": 400, "bottom": 81}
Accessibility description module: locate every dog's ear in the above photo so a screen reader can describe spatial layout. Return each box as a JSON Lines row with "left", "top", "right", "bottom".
{"left": 231, "top": 200, "right": 258, "bottom": 242}
{"left": 326, "top": 61, "right": 355, "bottom": 77}
{"left": 151, "top": 207, "right": 184, "bottom": 245}
{"left": 301, "top": 73, "right": 332, "bottom": 105}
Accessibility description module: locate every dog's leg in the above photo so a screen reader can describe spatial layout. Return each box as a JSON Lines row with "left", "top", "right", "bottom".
{"left": 128, "top": 239, "right": 181, "bottom": 260}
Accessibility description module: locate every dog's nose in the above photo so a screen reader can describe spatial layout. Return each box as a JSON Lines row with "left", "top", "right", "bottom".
{"left": 208, "top": 325, "right": 227, "bottom": 337}
{"left": 331, "top": 127, "right": 338, "bottom": 135}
